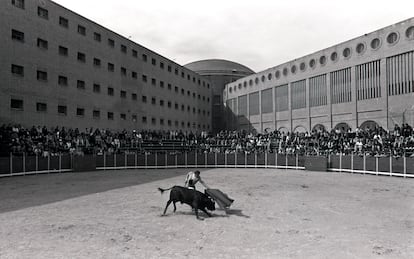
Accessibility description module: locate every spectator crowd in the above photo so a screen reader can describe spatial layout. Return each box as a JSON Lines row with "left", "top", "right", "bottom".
{"left": 1, "top": 123, "right": 413, "bottom": 157}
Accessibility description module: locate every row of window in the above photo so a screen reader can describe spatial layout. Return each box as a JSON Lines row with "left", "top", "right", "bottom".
{"left": 11, "top": 0, "right": 210, "bottom": 89}
{"left": 229, "top": 26, "right": 414, "bottom": 91}
{"left": 9, "top": 98, "right": 209, "bottom": 129}
{"left": 10, "top": 64, "right": 210, "bottom": 103}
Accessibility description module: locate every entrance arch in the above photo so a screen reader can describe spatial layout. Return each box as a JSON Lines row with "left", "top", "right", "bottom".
{"left": 334, "top": 122, "right": 351, "bottom": 133}
{"left": 359, "top": 120, "right": 379, "bottom": 131}
{"left": 278, "top": 127, "right": 289, "bottom": 133}
{"left": 312, "top": 124, "right": 326, "bottom": 132}
{"left": 293, "top": 125, "right": 307, "bottom": 133}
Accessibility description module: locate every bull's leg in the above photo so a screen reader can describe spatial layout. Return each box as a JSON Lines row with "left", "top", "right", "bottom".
{"left": 201, "top": 208, "right": 212, "bottom": 217}
{"left": 194, "top": 207, "right": 203, "bottom": 220}
{"left": 162, "top": 200, "right": 172, "bottom": 215}
{"left": 173, "top": 202, "right": 177, "bottom": 212}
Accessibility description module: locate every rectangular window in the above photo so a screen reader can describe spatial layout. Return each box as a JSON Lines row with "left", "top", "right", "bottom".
{"left": 107, "top": 87, "right": 114, "bottom": 96}
{"left": 142, "top": 95, "right": 147, "bottom": 103}
{"left": 168, "top": 84, "right": 172, "bottom": 90}
{"left": 11, "top": 29, "right": 24, "bottom": 42}
{"left": 10, "top": 99, "right": 23, "bottom": 110}
{"left": 107, "top": 112, "right": 114, "bottom": 120}
{"left": 93, "top": 83, "right": 100, "bottom": 93}
{"left": 160, "top": 62, "right": 164, "bottom": 69}
{"left": 167, "top": 65, "right": 172, "bottom": 72}
{"left": 59, "top": 17, "right": 69, "bottom": 28}
{"left": 132, "top": 93, "right": 137, "bottom": 100}
{"left": 142, "top": 116, "right": 147, "bottom": 123}
{"left": 93, "top": 58, "right": 101, "bottom": 67}
{"left": 94, "top": 32, "right": 101, "bottom": 42}
{"left": 142, "top": 75, "right": 147, "bottom": 82}
{"left": 121, "top": 44, "right": 127, "bottom": 53}
{"left": 151, "top": 97, "right": 156, "bottom": 105}
{"left": 76, "top": 108, "right": 85, "bottom": 117}
{"left": 11, "top": 64, "right": 24, "bottom": 76}
{"left": 120, "top": 113, "right": 126, "bottom": 120}
{"left": 12, "top": 0, "right": 25, "bottom": 9}
{"left": 151, "top": 118, "right": 156, "bottom": 125}
{"left": 77, "top": 52, "right": 86, "bottom": 62}
{"left": 132, "top": 49, "right": 138, "bottom": 57}
{"left": 160, "top": 100, "right": 164, "bottom": 106}
{"left": 120, "top": 90, "right": 126, "bottom": 98}
{"left": 37, "top": 38, "right": 48, "bottom": 50}
{"left": 132, "top": 114, "right": 137, "bottom": 122}
{"left": 160, "top": 81, "right": 164, "bottom": 88}
{"left": 175, "top": 86, "right": 178, "bottom": 92}
{"left": 58, "top": 105, "right": 67, "bottom": 115}
{"left": 36, "top": 102, "right": 47, "bottom": 112}
{"left": 58, "top": 75, "right": 68, "bottom": 86}
{"left": 168, "top": 101, "right": 171, "bottom": 108}
{"left": 151, "top": 58, "right": 156, "bottom": 65}
{"left": 168, "top": 120, "right": 171, "bottom": 126}
{"left": 59, "top": 46, "right": 68, "bottom": 56}
{"left": 160, "top": 118, "right": 164, "bottom": 125}
{"left": 108, "top": 38, "right": 115, "bottom": 48}
{"left": 77, "top": 80, "right": 85, "bottom": 90}
{"left": 37, "top": 7, "right": 48, "bottom": 19}
{"left": 175, "top": 68, "right": 179, "bottom": 75}
{"left": 107, "top": 63, "right": 114, "bottom": 72}
{"left": 121, "top": 67, "right": 127, "bottom": 76}
{"left": 142, "top": 54, "right": 147, "bottom": 62}
{"left": 151, "top": 78, "right": 156, "bottom": 85}
{"left": 181, "top": 89, "right": 185, "bottom": 95}
{"left": 78, "top": 25, "right": 86, "bottom": 35}
{"left": 37, "top": 70, "right": 47, "bottom": 81}
{"left": 131, "top": 71, "right": 137, "bottom": 79}
{"left": 93, "top": 110, "right": 100, "bottom": 119}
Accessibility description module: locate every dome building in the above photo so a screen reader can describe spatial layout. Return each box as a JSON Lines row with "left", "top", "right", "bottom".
{"left": 185, "top": 59, "right": 254, "bottom": 133}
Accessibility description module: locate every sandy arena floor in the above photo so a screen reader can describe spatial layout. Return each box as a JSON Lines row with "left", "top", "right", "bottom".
{"left": 0, "top": 168, "right": 413, "bottom": 259}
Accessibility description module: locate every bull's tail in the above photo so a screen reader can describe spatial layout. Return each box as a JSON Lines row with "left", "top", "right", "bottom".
{"left": 158, "top": 187, "right": 173, "bottom": 194}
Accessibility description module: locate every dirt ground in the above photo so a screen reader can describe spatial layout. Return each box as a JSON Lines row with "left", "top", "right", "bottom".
{"left": 0, "top": 168, "right": 413, "bottom": 259}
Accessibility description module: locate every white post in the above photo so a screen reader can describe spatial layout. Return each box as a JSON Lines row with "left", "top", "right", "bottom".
{"left": 175, "top": 153, "right": 178, "bottom": 168}
{"left": 375, "top": 156, "right": 379, "bottom": 176}
{"left": 185, "top": 152, "right": 188, "bottom": 168}
{"left": 36, "top": 153, "right": 38, "bottom": 172}
{"left": 296, "top": 153, "right": 298, "bottom": 169}
{"left": 265, "top": 152, "right": 268, "bottom": 168}
{"left": 363, "top": 153, "right": 366, "bottom": 174}
{"left": 285, "top": 154, "right": 288, "bottom": 170}
{"left": 10, "top": 153, "right": 13, "bottom": 174}
{"left": 155, "top": 152, "right": 158, "bottom": 168}
{"left": 351, "top": 152, "right": 354, "bottom": 173}
{"left": 389, "top": 154, "right": 392, "bottom": 177}
{"left": 225, "top": 152, "right": 228, "bottom": 168}
{"left": 195, "top": 152, "right": 197, "bottom": 168}
{"left": 135, "top": 152, "right": 137, "bottom": 168}
{"left": 275, "top": 152, "right": 278, "bottom": 168}
{"left": 339, "top": 153, "right": 342, "bottom": 173}
{"left": 215, "top": 152, "right": 217, "bottom": 167}
{"left": 145, "top": 153, "right": 148, "bottom": 169}
{"left": 255, "top": 153, "right": 257, "bottom": 168}
{"left": 235, "top": 152, "right": 238, "bottom": 168}
{"left": 114, "top": 153, "right": 117, "bottom": 168}
{"left": 125, "top": 153, "right": 127, "bottom": 169}
{"left": 165, "top": 152, "right": 168, "bottom": 169}
{"left": 245, "top": 152, "right": 247, "bottom": 168}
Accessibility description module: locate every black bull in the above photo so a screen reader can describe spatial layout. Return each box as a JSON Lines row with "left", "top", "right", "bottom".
{"left": 158, "top": 186, "right": 215, "bottom": 220}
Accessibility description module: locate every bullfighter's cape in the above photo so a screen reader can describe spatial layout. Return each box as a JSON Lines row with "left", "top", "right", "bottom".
{"left": 205, "top": 189, "right": 234, "bottom": 210}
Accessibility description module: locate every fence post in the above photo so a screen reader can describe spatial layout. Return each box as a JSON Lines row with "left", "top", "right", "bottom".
{"left": 23, "top": 153, "right": 26, "bottom": 174}
{"left": 185, "top": 152, "right": 188, "bottom": 168}
{"left": 265, "top": 152, "right": 268, "bottom": 168}
{"left": 296, "top": 153, "right": 298, "bottom": 169}
{"left": 351, "top": 152, "right": 354, "bottom": 173}
{"left": 175, "top": 153, "right": 178, "bottom": 168}
{"left": 10, "top": 153, "right": 13, "bottom": 175}
{"left": 215, "top": 152, "right": 217, "bottom": 168}
{"left": 36, "top": 153, "right": 38, "bottom": 173}
{"left": 375, "top": 156, "right": 379, "bottom": 176}
{"left": 47, "top": 153, "right": 50, "bottom": 173}
{"left": 114, "top": 153, "right": 117, "bottom": 168}
{"left": 235, "top": 152, "right": 238, "bottom": 169}
{"left": 103, "top": 152, "right": 106, "bottom": 170}
{"left": 245, "top": 152, "right": 247, "bottom": 168}
{"left": 145, "top": 153, "right": 148, "bottom": 169}
{"left": 125, "top": 152, "right": 127, "bottom": 169}
{"left": 389, "top": 153, "right": 392, "bottom": 177}
{"left": 255, "top": 153, "right": 257, "bottom": 168}
{"left": 195, "top": 152, "right": 197, "bottom": 168}
{"left": 363, "top": 153, "right": 366, "bottom": 174}
{"left": 285, "top": 154, "right": 288, "bottom": 170}
{"left": 135, "top": 152, "right": 137, "bottom": 168}
{"left": 339, "top": 152, "right": 342, "bottom": 173}
{"left": 155, "top": 152, "right": 158, "bottom": 168}
{"left": 275, "top": 152, "right": 278, "bottom": 168}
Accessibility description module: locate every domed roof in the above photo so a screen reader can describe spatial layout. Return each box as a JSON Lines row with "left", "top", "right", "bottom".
{"left": 184, "top": 59, "right": 255, "bottom": 76}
